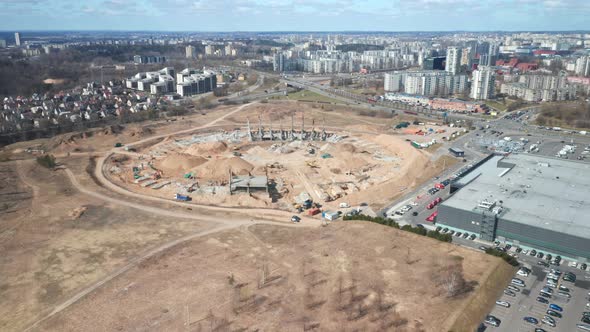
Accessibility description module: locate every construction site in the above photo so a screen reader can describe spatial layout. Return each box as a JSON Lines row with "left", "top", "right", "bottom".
{"left": 104, "top": 107, "right": 442, "bottom": 212}
{"left": 0, "top": 99, "right": 510, "bottom": 332}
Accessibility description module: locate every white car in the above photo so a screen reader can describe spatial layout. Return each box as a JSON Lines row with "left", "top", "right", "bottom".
{"left": 495, "top": 300, "right": 510, "bottom": 308}
{"left": 517, "top": 270, "right": 529, "bottom": 277}
{"left": 410, "top": 201, "right": 418, "bottom": 206}
{"left": 569, "top": 261, "right": 578, "bottom": 268}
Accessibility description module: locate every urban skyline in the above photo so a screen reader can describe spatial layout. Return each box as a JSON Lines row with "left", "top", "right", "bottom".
{"left": 1, "top": 0, "right": 590, "bottom": 31}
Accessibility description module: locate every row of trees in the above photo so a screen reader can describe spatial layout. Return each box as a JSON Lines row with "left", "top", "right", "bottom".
{"left": 484, "top": 247, "right": 520, "bottom": 266}
{"left": 342, "top": 214, "right": 452, "bottom": 243}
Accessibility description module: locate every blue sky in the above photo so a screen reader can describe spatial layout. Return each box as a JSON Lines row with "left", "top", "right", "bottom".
{"left": 0, "top": 0, "right": 589, "bottom": 31}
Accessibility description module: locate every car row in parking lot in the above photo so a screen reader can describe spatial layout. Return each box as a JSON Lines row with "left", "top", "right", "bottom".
{"left": 435, "top": 226, "right": 476, "bottom": 240}
{"left": 482, "top": 256, "right": 590, "bottom": 332}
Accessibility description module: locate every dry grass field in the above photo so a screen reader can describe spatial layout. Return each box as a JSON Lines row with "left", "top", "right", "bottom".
{"left": 39, "top": 222, "right": 514, "bottom": 332}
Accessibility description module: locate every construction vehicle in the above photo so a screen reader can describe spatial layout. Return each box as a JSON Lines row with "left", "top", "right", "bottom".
{"left": 152, "top": 170, "right": 162, "bottom": 180}
{"left": 306, "top": 160, "right": 319, "bottom": 168}
{"left": 308, "top": 208, "right": 321, "bottom": 216}
{"left": 174, "top": 194, "right": 191, "bottom": 201}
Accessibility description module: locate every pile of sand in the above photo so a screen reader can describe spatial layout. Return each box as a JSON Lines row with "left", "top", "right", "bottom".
{"left": 184, "top": 141, "right": 228, "bottom": 156}
{"left": 69, "top": 206, "right": 87, "bottom": 219}
{"left": 156, "top": 153, "right": 208, "bottom": 174}
{"left": 191, "top": 156, "right": 254, "bottom": 180}
{"left": 339, "top": 143, "right": 357, "bottom": 153}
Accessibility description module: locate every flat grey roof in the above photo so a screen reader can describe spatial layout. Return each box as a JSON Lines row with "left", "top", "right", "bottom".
{"left": 442, "top": 153, "right": 590, "bottom": 239}
{"left": 230, "top": 175, "right": 268, "bottom": 189}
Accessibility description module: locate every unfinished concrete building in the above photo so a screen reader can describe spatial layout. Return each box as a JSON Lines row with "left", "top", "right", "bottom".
{"left": 247, "top": 113, "right": 333, "bottom": 142}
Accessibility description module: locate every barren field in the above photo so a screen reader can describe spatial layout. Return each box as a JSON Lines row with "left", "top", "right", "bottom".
{"left": 0, "top": 159, "right": 219, "bottom": 332}
{"left": 39, "top": 221, "right": 514, "bottom": 332}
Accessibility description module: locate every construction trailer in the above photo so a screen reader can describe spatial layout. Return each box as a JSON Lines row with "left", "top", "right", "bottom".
{"left": 449, "top": 147, "right": 465, "bottom": 157}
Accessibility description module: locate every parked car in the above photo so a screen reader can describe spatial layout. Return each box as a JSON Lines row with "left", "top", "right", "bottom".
{"left": 537, "top": 252, "right": 544, "bottom": 258}
{"left": 530, "top": 250, "right": 537, "bottom": 256}
{"left": 462, "top": 233, "right": 469, "bottom": 239}
{"left": 557, "top": 291, "right": 571, "bottom": 299}
{"left": 539, "top": 292, "right": 551, "bottom": 298}
{"left": 507, "top": 285, "right": 520, "bottom": 292}
{"left": 536, "top": 297, "right": 549, "bottom": 304}
{"left": 455, "top": 232, "right": 462, "bottom": 237}
{"left": 538, "top": 261, "right": 549, "bottom": 267}
{"left": 524, "top": 317, "right": 538, "bottom": 324}
{"left": 469, "top": 234, "right": 476, "bottom": 240}
{"left": 546, "top": 310, "right": 562, "bottom": 318}
{"left": 504, "top": 289, "right": 516, "bottom": 297}
{"left": 549, "top": 304, "right": 563, "bottom": 312}
{"left": 558, "top": 285, "right": 570, "bottom": 293}
{"left": 484, "top": 315, "right": 501, "bottom": 327}
{"left": 291, "top": 215, "right": 301, "bottom": 222}
{"left": 542, "top": 316, "right": 556, "bottom": 327}
{"left": 496, "top": 300, "right": 510, "bottom": 308}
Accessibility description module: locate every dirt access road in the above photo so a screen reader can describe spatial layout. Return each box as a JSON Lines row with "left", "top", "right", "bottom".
{"left": 22, "top": 166, "right": 319, "bottom": 332}
{"left": 22, "top": 102, "right": 321, "bottom": 331}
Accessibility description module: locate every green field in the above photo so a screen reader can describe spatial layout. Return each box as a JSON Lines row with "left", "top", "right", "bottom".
{"left": 484, "top": 100, "right": 509, "bottom": 112}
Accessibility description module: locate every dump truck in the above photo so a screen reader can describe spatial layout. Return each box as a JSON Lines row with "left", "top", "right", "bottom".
{"left": 174, "top": 194, "right": 191, "bottom": 201}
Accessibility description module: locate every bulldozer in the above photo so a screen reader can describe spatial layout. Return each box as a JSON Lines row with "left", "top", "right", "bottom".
{"left": 306, "top": 160, "right": 319, "bottom": 168}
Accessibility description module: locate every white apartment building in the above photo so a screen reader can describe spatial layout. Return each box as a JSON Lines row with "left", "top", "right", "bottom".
{"left": 185, "top": 45, "right": 196, "bottom": 58}
{"left": 470, "top": 66, "right": 495, "bottom": 100}
{"left": 575, "top": 56, "right": 590, "bottom": 76}
{"left": 384, "top": 71, "right": 467, "bottom": 97}
{"left": 446, "top": 47, "right": 461, "bottom": 75}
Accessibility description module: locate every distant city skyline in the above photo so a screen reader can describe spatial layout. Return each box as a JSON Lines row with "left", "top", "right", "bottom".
{"left": 1, "top": 0, "right": 590, "bottom": 32}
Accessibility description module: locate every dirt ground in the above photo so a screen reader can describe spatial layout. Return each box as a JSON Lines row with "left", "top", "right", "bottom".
{"left": 0, "top": 101, "right": 483, "bottom": 332}
{"left": 0, "top": 159, "right": 218, "bottom": 332}
{"left": 104, "top": 101, "right": 454, "bottom": 212}
{"left": 39, "top": 221, "right": 513, "bottom": 332}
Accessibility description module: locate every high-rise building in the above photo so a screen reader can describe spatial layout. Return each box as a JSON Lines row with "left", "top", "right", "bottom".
{"left": 460, "top": 47, "right": 474, "bottom": 67}
{"left": 422, "top": 56, "right": 446, "bottom": 70}
{"left": 205, "top": 45, "right": 214, "bottom": 56}
{"left": 273, "top": 53, "right": 285, "bottom": 72}
{"left": 224, "top": 44, "right": 233, "bottom": 57}
{"left": 470, "top": 66, "right": 496, "bottom": 100}
{"left": 14, "top": 32, "right": 21, "bottom": 47}
{"left": 185, "top": 45, "right": 196, "bottom": 58}
{"left": 575, "top": 56, "right": 590, "bottom": 76}
{"left": 0, "top": 39, "right": 6, "bottom": 48}
{"left": 445, "top": 47, "right": 461, "bottom": 75}
{"left": 384, "top": 72, "right": 404, "bottom": 92}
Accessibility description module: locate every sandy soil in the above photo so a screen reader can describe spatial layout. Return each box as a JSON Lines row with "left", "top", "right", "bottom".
{"left": 39, "top": 221, "right": 512, "bottom": 332}
{"left": 0, "top": 159, "right": 218, "bottom": 332}
{"left": 103, "top": 102, "right": 454, "bottom": 212}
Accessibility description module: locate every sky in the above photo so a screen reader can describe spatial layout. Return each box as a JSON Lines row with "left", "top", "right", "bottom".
{"left": 0, "top": 0, "right": 589, "bottom": 32}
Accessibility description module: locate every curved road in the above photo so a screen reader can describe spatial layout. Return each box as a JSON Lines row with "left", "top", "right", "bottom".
{"left": 22, "top": 102, "right": 321, "bottom": 331}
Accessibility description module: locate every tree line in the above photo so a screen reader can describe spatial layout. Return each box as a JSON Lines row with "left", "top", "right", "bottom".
{"left": 342, "top": 214, "right": 452, "bottom": 242}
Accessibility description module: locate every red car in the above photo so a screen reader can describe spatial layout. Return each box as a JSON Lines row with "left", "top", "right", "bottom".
{"left": 426, "top": 211, "right": 438, "bottom": 222}
{"left": 427, "top": 203, "right": 434, "bottom": 210}
{"left": 435, "top": 197, "right": 443, "bottom": 204}
{"left": 435, "top": 183, "right": 445, "bottom": 189}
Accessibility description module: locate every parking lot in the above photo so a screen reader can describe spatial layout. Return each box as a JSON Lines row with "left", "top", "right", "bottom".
{"left": 482, "top": 257, "right": 590, "bottom": 332}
